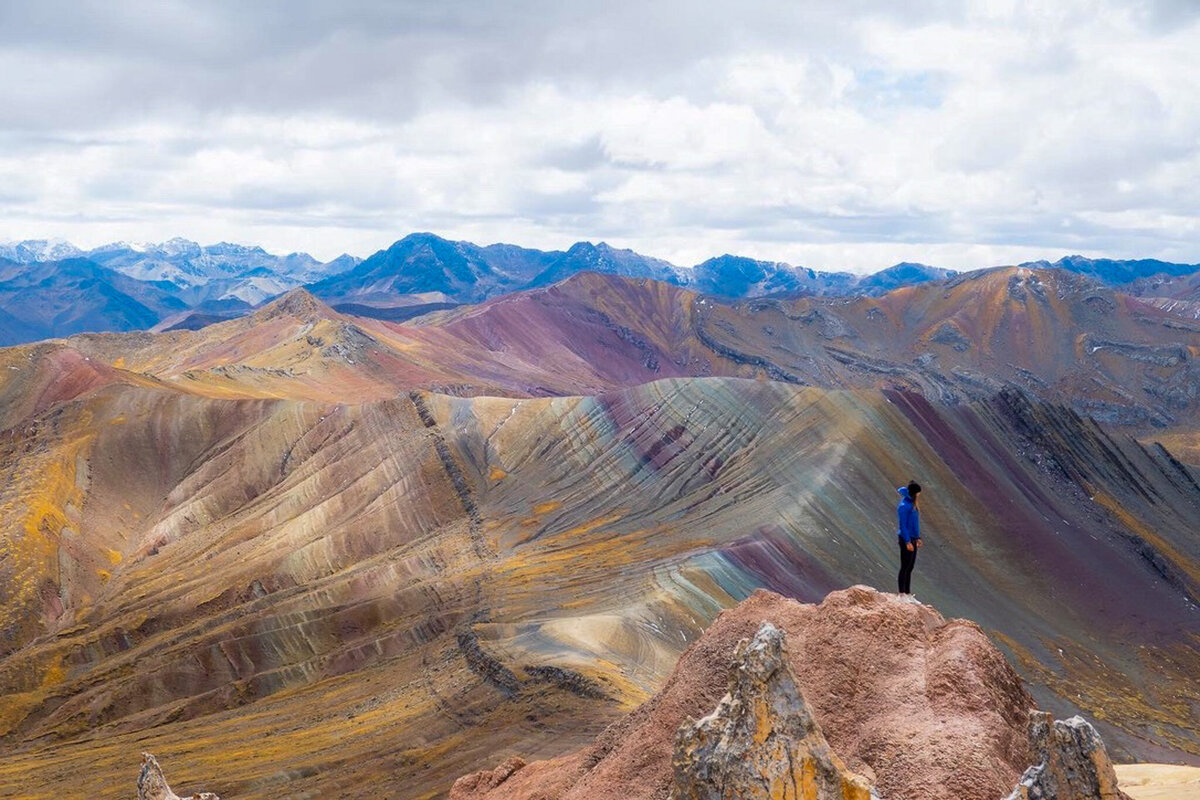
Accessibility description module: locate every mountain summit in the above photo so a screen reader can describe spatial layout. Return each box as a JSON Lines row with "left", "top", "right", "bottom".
{"left": 250, "top": 286, "right": 339, "bottom": 324}
{"left": 306, "top": 232, "right": 554, "bottom": 305}
{"left": 530, "top": 241, "right": 683, "bottom": 287}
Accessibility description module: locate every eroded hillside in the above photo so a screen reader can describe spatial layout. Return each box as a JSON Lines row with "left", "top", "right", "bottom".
{"left": 0, "top": 371, "right": 1196, "bottom": 797}
{"left": 1, "top": 272, "right": 1198, "bottom": 798}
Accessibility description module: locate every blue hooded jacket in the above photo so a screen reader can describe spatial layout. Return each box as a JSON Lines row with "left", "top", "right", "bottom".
{"left": 897, "top": 486, "right": 920, "bottom": 544}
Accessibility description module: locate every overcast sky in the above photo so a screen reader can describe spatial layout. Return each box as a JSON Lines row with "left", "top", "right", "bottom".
{"left": 1, "top": 0, "right": 1197, "bottom": 270}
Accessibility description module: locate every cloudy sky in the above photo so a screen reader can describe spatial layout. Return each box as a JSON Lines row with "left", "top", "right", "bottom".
{"left": 1, "top": 0, "right": 1198, "bottom": 270}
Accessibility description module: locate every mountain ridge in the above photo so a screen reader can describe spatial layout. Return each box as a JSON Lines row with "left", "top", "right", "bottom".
{"left": 39, "top": 266, "right": 1200, "bottom": 440}
{"left": 3, "top": 233, "right": 1200, "bottom": 346}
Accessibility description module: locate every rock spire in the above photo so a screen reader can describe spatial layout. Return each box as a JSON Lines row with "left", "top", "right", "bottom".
{"left": 1006, "top": 711, "right": 1131, "bottom": 800}
{"left": 671, "top": 622, "right": 876, "bottom": 800}
{"left": 137, "top": 753, "right": 220, "bottom": 800}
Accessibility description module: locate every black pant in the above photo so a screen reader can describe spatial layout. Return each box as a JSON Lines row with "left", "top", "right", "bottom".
{"left": 898, "top": 539, "right": 918, "bottom": 594}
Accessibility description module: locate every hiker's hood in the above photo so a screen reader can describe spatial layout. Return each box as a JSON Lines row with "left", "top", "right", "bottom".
{"left": 897, "top": 486, "right": 911, "bottom": 500}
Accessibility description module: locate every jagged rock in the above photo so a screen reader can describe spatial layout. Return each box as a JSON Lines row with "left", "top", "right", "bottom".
{"left": 931, "top": 321, "right": 972, "bottom": 351}
{"left": 1006, "top": 712, "right": 1130, "bottom": 800}
{"left": 138, "top": 753, "right": 220, "bottom": 800}
{"left": 670, "top": 622, "right": 875, "bottom": 800}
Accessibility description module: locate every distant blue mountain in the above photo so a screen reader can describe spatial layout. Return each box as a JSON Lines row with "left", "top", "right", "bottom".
{"left": 308, "top": 235, "right": 684, "bottom": 306}
{"left": 686, "top": 256, "right": 952, "bottom": 298}
{"left": 306, "top": 232, "right": 556, "bottom": 305}
{"left": 0, "top": 257, "right": 188, "bottom": 344}
{"left": 2, "top": 234, "right": 1200, "bottom": 346}
{"left": 856, "top": 262, "right": 957, "bottom": 295}
{"left": 1021, "top": 255, "right": 1200, "bottom": 285}
{"left": 530, "top": 241, "right": 683, "bottom": 288}
{"left": 692, "top": 255, "right": 864, "bottom": 297}
{"left": 0, "top": 238, "right": 359, "bottom": 344}
{"left": 83, "top": 238, "right": 357, "bottom": 292}
{"left": 310, "top": 235, "right": 957, "bottom": 307}
{"left": 0, "top": 238, "right": 82, "bottom": 263}
{"left": 692, "top": 255, "right": 806, "bottom": 297}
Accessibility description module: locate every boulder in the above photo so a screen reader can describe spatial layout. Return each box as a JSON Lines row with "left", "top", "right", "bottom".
{"left": 1006, "top": 712, "right": 1131, "bottom": 800}
{"left": 670, "top": 622, "right": 875, "bottom": 800}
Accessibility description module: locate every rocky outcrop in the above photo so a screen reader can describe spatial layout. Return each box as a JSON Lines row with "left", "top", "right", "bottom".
{"left": 137, "top": 753, "right": 220, "bottom": 800}
{"left": 450, "top": 587, "right": 1040, "bottom": 800}
{"left": 452, "top": 758, "right": 529, "bottom": 796}
{"left": 1006, "top": 712, "right": 1131, "bottom": 800}
{"left": 670, "top": 622, "right": 874, "bottom": 800}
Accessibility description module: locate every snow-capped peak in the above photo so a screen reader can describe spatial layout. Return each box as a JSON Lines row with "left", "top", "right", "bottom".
{"left": 0, "top": 238, "right": 83, "bottom": 263}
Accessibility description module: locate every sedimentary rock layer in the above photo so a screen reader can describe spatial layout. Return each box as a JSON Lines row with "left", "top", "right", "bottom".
{"left": 59, "top": 266, "right": 1200, "bottom": 435}
{"left": 0, "top": 345, "right": 1197, "bottom": 797}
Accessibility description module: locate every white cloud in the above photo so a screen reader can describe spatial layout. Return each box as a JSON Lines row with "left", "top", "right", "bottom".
{"left": 0, "top": 0, "right": 1197, "bottom": 271}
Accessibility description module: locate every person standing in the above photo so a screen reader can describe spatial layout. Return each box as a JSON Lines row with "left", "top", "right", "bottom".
{"left": 896, "top": 481, "right": 922, "bottom": 595}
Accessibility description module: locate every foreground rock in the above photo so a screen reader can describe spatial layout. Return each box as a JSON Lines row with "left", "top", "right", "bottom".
{"left": 671, "top": 622, "right": 874, "bottom": 800}
{"left": 451, "top": 758, "right": 530, "bottom": 797}
{"left": 138, "top": 753, "right": 220, "bottom": 800}
{"left": 1007, "top": 712, "right": 1132, "bottom": 800}
{"left": 451, "top": 586, "right": 1038, "bottom": 800}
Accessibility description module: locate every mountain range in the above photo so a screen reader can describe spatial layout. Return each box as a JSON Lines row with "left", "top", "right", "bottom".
{"left": 0, "top": 237, "right": 356, "bottom": 291}
{"left": 3, "top": 233, "right": 1200, "bottom": 346}
{"left": 1, "top": 263, "right": 1198, "bottom": 797}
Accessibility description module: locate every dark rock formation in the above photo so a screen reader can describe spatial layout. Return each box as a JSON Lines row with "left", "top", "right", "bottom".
{"left": 1006, "top": 712, "right": 1131, "bottom": 800}
{"left": 671, "top": 622, "right": 874, "bottom": 800}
